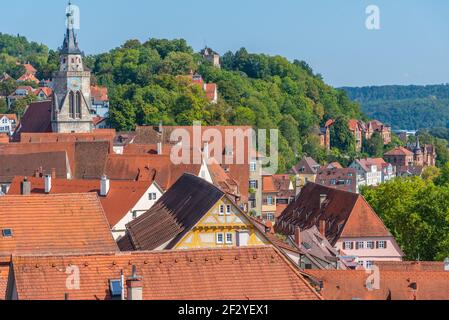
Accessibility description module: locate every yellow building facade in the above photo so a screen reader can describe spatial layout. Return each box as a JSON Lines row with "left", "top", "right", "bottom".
{"left": 175, "top": 196, "right": 269, "bottom": 249}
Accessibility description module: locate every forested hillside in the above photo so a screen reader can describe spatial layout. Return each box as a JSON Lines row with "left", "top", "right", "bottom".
{"left": 343, "top": 85, "right": 449, "bottom": 130}
{"left": 2, "top": 33, "right": 366, "bottom": 171}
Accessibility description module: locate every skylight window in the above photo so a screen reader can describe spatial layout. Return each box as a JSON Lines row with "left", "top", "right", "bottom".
{"left": 109, "top": 279, "right": 122, "bottom": 298}
{"left": 2, "top": 229, "right": 13, "bottom": 238}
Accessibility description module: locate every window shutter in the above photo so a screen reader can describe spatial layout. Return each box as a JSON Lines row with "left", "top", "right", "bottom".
{"left": 343, "top": 242, "right": 346, "bottom": 250}
{"left": 384, "top": 241, "right": 388, "bottom": 249}
{"left": 356, "top": 242, "right": 359, "bottom": 250}
{"left": 350, "top": 242, "right": 354, "bottom": 250}
{"left": 376, "top": 241, "right": 379, "bottom": 249}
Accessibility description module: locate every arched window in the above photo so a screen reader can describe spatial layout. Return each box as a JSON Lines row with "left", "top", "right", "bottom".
{"left": 68, "top": 91, "right": 75, "bottom": 118}
{"left": 76, "top": 91, "right": 82, "bottom": 118}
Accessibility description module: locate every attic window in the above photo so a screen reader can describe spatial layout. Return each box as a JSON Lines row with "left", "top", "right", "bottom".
{"left": 2, "top": 229, "right": 13, "bottom": 238}
{"left": 109, "top": 279, "right": 122, "bottom": 298}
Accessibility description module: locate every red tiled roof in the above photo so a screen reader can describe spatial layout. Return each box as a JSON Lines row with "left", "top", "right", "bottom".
{"left": 0, "top": 134, "right": 9, "bottom": 144}
{"left": 90, "top": 85, "right": 109, "bottom": 102}
{"left": 0, "top": 140, "right": 110, "bottom": 180}
{"left": 34, "top": 87, "right": 53, "bottom": 98}
{"left": 374, "top": 261, "right": 446, "bottom": 272}
{"left": 275, "top": 183, "right": 392, "bottom": 245}
{"left": 325, "top": 119, "right": 335, "bottom": 128}
{"left": 19, "top": 129, "right": 115, "bottom": 145}
{"left": 207, "top": 158, "right": 240, "bottom": 200}
{"left": 327, "top": 162, "right": 343, "bottom": 169}
{"left": 348, "top": 119, "right": 360, "bottom": 131}
{"left": 105, "top": 154, "right": 201, "bottom": 191}
{"left": 23, "top": 63, "right": 37, "bottom": 74}
{"left": 14, "top": 101, "right": 52, "bottom": 135}
{"left": 17, "top": 73, "right": 39, "bottom": 83}
{"left": 276, "top": 204, "right": 289, "bottom": 218}
{"left": 0, "top": 258, "right": 8, "bottom": 300}
{"left": 10, "top": 247, "right": 321, "bottom": 300}
{"left": 385, "top": 147, "right": 414, "bottom": 157}
{"left": 92, "top": 116, "right": 107, "bottom": 126}
{"left": 0, "top": 193, "right": 118, "bottom": 256}
{"left": 0, "top": 114, "right": 18, "bottom": 122}
{"left": 7, "top": 176, "right": 154, "bottom": 227}
{"left": 0, "top": 151, "right": 69, "bottom": 183}
{"left": 133, "top": 126, "right": 253, "bottom": 202}
{"left": 262, "top": 175, "right": 277, "bottom": 193}
{"left": 306, "top": 269, "right": 449, "bottom": 300}
{"left": 355, "top": 158, "right": 388, "bottom": 172}
{"left": 291, "top": 157, "right": 320, "bottom": 175}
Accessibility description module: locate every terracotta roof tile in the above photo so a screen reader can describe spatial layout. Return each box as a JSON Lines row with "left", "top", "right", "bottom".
{"left": 14, "top": 101, "right": 52, "bottom": 136}
{"left": 10, "top": 246, "right": 321, "bottom": 300}
{"left": 7, "top": 176, "right": 153, "bottom": 227}
{"left": 132, "top": 126, "right": 252, "bottom": 202}
{"left": 275, "top": 183, "right": 392, "bottom": 245}
{"left": 385, "top": 147, "right": 414, "bottom": 157}
{"left": 0, "top": 193, "right": 118, "bottom": 256}
{"left": 291, "top": 157, "right": 320, "bottom": 175}
{"left": 0, "top": 261, "right": 8, "bottom": 300}
{"left": 0, "top": 140, "right": 110, "bottom": 180}
{"left": 0, "top": 151, "right": 69, "bottom": 183}
{"left": 262, "top": 175, "right": 277, "bottom": 193}
{"left": 90, "top": 85, "right": 109, "bottom": 102}
{"left": 306, "top": 269, "right": 449, "bottom": 300}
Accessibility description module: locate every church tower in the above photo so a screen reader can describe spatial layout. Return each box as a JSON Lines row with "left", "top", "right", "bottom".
{"left": 52, "top": 3, "right": 93, "bottom": 133}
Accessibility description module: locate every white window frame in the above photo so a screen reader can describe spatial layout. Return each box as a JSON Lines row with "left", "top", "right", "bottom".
{"left": 149, "top": 193, "right": 157, "bottom": 200}
{"left": 344, "top": 241, "right": 354, "bottom": 250}
{"left": 267, "top": 213, "right": 274, "bottom": 221}
{"left": 225, "top": 233, "right": 233, "bottom": 244}
{"left": 226, "top": 205, "right": 231, "bottom": 215}
{"left": 366, "top": 261, "right": 374, "bottom": 269}
{"left": 216, "top": 233, "right": 224, "bottom": 244}
{"left": 250, "top": 161, "right": 257, "bottom": 172}
{"left": 367, "top": 241, "right": 375, "bottom": 249}
{"left": 219, "top": 205, "right": 225, "bottom": 216}
{"left": 378, "top": 241, "right": 387, "bottom": 249}
{"left": 357, "top": 241, "right": 365, "bottom": 249}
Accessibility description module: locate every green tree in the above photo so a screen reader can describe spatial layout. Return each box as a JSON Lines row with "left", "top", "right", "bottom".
{"left": 362, "top": 177, "right": 449, "bottom": 261}
{"left": 330, "top": 117, "right": 355, "bottom": 154}
{"left": 362, "top": 132, "right": 384, "bottom": 157}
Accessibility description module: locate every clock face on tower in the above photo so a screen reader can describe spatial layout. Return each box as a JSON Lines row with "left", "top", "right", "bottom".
{"left": 68, "top": 77, "right": 82, "bottom": 91}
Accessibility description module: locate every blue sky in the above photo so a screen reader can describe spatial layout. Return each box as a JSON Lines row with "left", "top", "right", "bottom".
{"left": 1, "top": 0, "right": 448, "bottom": 87}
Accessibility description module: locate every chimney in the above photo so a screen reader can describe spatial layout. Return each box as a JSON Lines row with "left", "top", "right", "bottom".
{"left": 319, "top": 220, "right": 326, "bottom": 237}
{"left": 21, "top": 177, "right": 31, "bottom": 195}
{"left": 126, "top": 265, "right": 143, "bottom": 301}
{"left": 44, "top": 174, "right": 52, "bottom": 194}
{"left": 100, "top": 175, "right": 110, "bottom": 197}
{"left": 157, "top": 142, "right": 162, "bottom": 155}
{"left": 319, "top": 194, "right": 327, "bottom": 209}
{"left": 158, "top": 121, "right": 163, "bottom": 134}
{"left": 294, "top": 227, "right": 302, "bottom": 247}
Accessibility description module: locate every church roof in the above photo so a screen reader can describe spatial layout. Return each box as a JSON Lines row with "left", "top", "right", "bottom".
{"left": 61, "top": 27, "right": 81, "bottom": 55}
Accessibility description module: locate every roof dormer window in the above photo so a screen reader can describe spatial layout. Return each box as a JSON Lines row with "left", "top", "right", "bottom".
{"left": 2, "top": 228, "right": 13, "bottom": 238}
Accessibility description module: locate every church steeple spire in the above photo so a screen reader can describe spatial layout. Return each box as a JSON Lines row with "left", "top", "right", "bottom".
{"left": 61, "top": 1, "right": 81, "bottom": 54}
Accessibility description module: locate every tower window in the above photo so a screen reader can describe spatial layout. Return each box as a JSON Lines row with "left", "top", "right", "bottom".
{"left": 76, "top": 92, "right": 82, "bottom": 118}
{"left": 69, "top": 91, "right": 75, "bottom": 118}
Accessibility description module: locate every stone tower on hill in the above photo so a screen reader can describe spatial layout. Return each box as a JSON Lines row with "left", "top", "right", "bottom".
{"left": 51, "top": 3, "right": 93, "bottom": 133}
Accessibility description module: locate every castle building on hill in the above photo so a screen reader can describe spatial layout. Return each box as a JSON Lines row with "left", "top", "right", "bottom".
{"left": 51, "top": 6, "right": 94, "bottom": 133}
